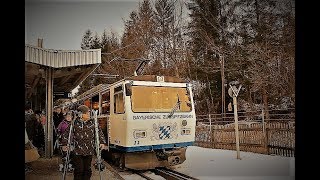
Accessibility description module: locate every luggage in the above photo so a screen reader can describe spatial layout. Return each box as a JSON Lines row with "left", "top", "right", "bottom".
{"left": 25, "top": 141, "right": 40, "bottom": 163}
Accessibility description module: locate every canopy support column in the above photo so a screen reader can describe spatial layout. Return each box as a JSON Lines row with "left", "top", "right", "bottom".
{"left": 45, "top": 67, "right": 53, "bottom": 158}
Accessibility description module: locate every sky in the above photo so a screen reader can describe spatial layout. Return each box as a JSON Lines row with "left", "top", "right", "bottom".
{"left": 25, "top": 0, "right": 190, "bottom": 94}
{"left": 119, "top": 146, "right": 295, "bottom": 180}
{"left": 25, "top": 0, "right": 143, "bottom": 50}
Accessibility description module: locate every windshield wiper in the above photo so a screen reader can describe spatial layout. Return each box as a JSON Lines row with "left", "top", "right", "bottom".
{"left": 168, "top": 94, "right": 181, "bottom": 118}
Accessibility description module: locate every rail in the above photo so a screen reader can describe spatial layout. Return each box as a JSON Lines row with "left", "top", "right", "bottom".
{"left": 153, "top": 167, "right": 199, "bottom": 180}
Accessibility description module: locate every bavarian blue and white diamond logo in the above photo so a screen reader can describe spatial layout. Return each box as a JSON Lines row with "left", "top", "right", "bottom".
{"left": 151, "top": 122, "right": 178, "bottom": 141}
{"left": 159, "top": 126, "right": 172, "bottom": 140}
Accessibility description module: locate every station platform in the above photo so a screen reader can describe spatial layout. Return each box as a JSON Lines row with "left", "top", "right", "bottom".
{"left": 25, "top": 156, "right": 122, "bottom": 180}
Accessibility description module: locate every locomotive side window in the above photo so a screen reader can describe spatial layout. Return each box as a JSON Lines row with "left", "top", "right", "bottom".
{"left": 101, "top": 91, "right": 110, "bottom": 115}
{"left": 114, "top": 85, "right": 125, "bottom": 114}
{"left": 92, "top": 95, "right": 99, "bottom": 110}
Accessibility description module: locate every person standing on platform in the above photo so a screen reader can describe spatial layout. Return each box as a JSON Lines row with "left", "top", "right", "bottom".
{"left": 57, "top": 111, "right": 74, "bottom": 172}
{"left": 61, "top": 105, "right": 107, "bottom": 180}
{"left": 53, "top": 106, "right": 64, "bottom": 154}
{"left": 33, "top": 110, "right": 45, "bottom": 155}
{"left": 25, "top": 104, "right": 37, "bottom": 144}
{"left": 25, "top": 125, "right": 33, "bottom": 173}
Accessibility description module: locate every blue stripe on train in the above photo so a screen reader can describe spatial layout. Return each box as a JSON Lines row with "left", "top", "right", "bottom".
{"left": 110, "top": 141, "right": 194, "bottom": 152}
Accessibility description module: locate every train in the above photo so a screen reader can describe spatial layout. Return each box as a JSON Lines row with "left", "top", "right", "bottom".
{"left": 67, "top": 75, "right": 196, "bottom": 170}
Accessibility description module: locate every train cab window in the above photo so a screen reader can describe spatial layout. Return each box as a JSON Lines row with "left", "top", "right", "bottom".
{"left": 131, "top": 86, "right": 192, "bottom": 113}
{"left": 101, "top": 91, "right": 110, "bottom": 115}
{"left": 114, "top": 85, "right": 125, "bottom": 114}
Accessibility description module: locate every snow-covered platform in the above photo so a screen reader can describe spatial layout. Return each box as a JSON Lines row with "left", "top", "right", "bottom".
{"left": 172, "top": 146, "right": 295, "bottom": 180}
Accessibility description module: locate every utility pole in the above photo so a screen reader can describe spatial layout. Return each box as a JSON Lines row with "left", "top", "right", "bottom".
{"left": 220, "top": 54, "right": 225, "bottom": 117}
{"left": 228, "top": 81, "right": 242, "bottom": 160}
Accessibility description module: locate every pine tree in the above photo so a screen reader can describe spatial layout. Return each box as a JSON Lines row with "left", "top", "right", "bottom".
{"left": 81, "top": 29, "right": 93, "bottom": 50}
{"left": 91, "top": 32, "right": 101, "bottom": 49}
{"left": 121, "top": 10, "right": 141, "bottom": 59}
{"left": 101, "top": 29, "right": 109, "bottom": 52}
{"left": 120, "top": 1, "right": 156, "bottom": 76}
{"left": 228, "top": 0, "right": 295, "bottom": 111}
{"left": 187, "top": 0, "right": 226, "bottom": 113}
{"left": 138, "top": 0, "right": 155, "bottom": 58}
{"left": 154, "top": 0, "right": 174, "bottom": 69}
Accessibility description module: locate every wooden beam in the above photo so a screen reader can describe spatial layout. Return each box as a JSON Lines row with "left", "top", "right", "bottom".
{"left": 53, "top": 67, "right": 80, "bottom": 78}
{"left": 57, "top": 74, "right": 73, "bottom": 86}
{"left": 73, "top": 64, "right": 100, "bottom": 88}
{"left": 25, "top": 63, "right": 41, "bottom": 76}
{"left": 27, "top": 75, "right": 41, "bottom": 98}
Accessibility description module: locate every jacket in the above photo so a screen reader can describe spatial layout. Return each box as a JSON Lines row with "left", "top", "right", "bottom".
{"left": 25, "top": 112, "right": 37, "bottom": 141}
{"left": 57, "top": 119, "right": 70, "bottom": 135}
{"left": 61, "top": 117, "right": 106, "bottom": 156}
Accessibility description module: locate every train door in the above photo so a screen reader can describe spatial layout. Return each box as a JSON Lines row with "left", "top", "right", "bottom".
{"left": 100, "top": 90, "right": 111, "bottom": 146}
{"left": 110, "top": 84, "right": 126, "bottom": 146}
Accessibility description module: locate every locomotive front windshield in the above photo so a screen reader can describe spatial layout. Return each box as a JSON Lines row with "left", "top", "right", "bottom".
{"left": 131, "top": 86, "right": 192, "bottom": 113}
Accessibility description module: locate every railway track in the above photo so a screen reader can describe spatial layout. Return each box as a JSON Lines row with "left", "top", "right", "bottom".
{"left": 105, "top": 160, "right": 198, "bottom": 180}
{"left": 104, "top": 161, "right": 125, "bottom": 180}
{"left": 152, "top": 167, "right": 199, "bottom": 180}
{"left": 131, "top": 170, "right": 156, "bottom": 180}
{"left": 104, "top": 161, "right": 155, "bottom": 180}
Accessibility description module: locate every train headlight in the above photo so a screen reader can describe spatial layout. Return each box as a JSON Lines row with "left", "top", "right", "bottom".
{"left": 134, "top": 130, "right": 146, "bottom": 139}
{"left": 181, "top": 128, "right": 191, "bottom": 135}
{"left": 182, "top": 120, "right": 187, "bottom": 126}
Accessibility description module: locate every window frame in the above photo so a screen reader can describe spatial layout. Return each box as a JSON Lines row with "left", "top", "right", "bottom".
{"left": 130, "top": 85, "right": 193, "bottom": 113}
{"left": 113, "top": 85, "right": 125, "bottom": 114}
{"left": 101, "top": 90, "right": 111, "bottom": 115}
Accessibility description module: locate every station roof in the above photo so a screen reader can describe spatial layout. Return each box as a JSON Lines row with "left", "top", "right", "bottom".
{"left": 25, "top": 44, "right": 101, "bottom": 98}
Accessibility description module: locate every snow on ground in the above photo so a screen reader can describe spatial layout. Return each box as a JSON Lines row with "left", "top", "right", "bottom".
{"left": 120, "top": 171, "right": 166, "bottom": 180}
{"left": 171, "top": 146, "right": 295, "bottom": 180}
{"left": 144, "top": 171, "right": 166, "bottom": 180}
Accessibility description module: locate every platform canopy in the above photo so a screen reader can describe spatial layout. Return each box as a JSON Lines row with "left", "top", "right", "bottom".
{"left": 25, "top": 44, "right": 101, "bottom": 98}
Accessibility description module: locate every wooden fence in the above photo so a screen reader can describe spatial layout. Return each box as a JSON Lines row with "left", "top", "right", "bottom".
{"left": 194, "top": 109, "right": 295, "bottom": 157}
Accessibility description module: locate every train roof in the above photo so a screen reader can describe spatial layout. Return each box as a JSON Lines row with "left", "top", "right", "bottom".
{"left": 76, "top": 75, "right": 188, "bottom": 101}
{"left": 125, "top": 75, "right": 187, "bottom": 83}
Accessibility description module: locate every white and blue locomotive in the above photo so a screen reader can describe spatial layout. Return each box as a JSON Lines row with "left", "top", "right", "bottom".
{"left": 75, "top": 75, "right": 196, "bottom": 170}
